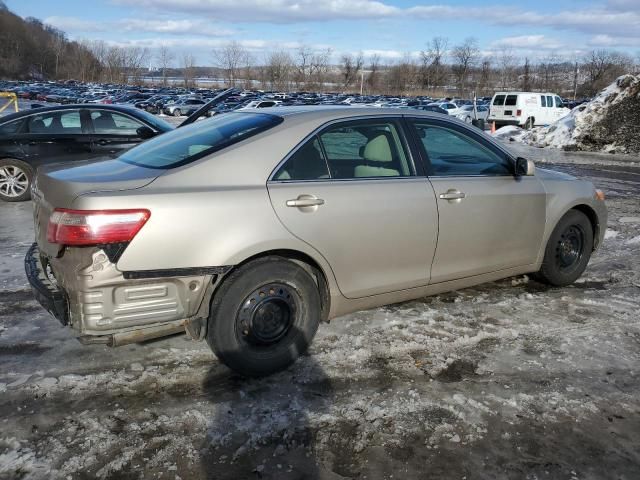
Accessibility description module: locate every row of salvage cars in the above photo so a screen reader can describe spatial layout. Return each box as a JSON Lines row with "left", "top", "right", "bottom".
{"left": 8, "top": 90, "right": 607, "bottom": 376}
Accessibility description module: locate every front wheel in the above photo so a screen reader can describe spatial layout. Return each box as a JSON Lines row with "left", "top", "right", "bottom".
{"left": 534, "top": 210, "right": 593, "bottom": 286}
{"left": 206, "top": 257, "right": 322, "bottom": 377}
{"left": 173, "top": 108, "right": 182, "bottom": 117}
{"left": 0, "top": 159, "right": 33, "bottom": 202}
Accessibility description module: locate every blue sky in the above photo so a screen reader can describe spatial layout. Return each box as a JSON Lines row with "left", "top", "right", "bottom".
{"left": 6, "top": 0, "right": 640, "bottom": 66}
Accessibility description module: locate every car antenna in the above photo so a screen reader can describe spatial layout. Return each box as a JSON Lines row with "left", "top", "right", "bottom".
{"left": 178, "top": 88, "right": 237, "bottom": 128}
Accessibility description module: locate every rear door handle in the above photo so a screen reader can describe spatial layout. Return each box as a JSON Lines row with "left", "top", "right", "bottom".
{"left": 286, "top": 195, "right": 325, "bottom": 208}
{"left": 439, "top": 190, "right": 466, "bottom": 201}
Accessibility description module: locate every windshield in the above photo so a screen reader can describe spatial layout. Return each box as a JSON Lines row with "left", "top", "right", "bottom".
{"left": 119, "top": 112, "right": 283, "bottom": 169}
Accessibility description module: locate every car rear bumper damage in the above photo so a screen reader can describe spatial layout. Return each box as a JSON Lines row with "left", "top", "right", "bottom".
{"left": 25, "top": 243, "right": 69, "bottom": 325}
{"left": 25, "top": 242, "right": 228, "bottom": 345}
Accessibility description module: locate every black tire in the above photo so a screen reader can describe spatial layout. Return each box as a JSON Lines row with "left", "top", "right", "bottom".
{"left": 173, "top": 108, "right": 181, "bottom": 117}
{"left": 0, "top": 159, "right": 33, "bottom": 202}
{"left": 534, "top": 210, "right": 593, "bottom": 286}
{"left": 524, "top": 117, "right": 534, "bottom": 129}
{"left": 206, "top": 257, "right": 321, "bottom": 377}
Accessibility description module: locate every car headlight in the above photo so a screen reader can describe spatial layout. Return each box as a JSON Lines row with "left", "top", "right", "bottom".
{"left": 594, "top": 189, "right": 605, "bottom": 201}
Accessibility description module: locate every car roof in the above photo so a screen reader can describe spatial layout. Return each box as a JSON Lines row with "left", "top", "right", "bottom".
{"left": 0, "top": 104, "right": 144, "bottom": 124}
{"left": 255, "top": 106, "right": 451, "bottom": 122}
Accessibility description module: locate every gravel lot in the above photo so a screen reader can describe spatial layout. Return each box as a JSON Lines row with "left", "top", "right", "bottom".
{"left": 1, "top": 143, "right": 639, "bottom": 480}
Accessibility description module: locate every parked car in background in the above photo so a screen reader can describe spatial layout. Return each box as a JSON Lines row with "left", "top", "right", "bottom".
{"left": 0, "top": 105, "right": 173, "bottom": 201}
{"left": 488, "top": 92, "right": 570, "bottom": 129}
{"left": 26, "top": 107, "right": 606, "bottom": 377}
{"left": 411, "top": 104, "right": 448, "bottom": 115}
{"left": 163, "top": 98, "right": 206, "bottom": 116}
{"left": 428, "top": 102, "right": 466, "bottom": 116}
{"left": 455, "top": 104, "right": 489, "bottom": 123}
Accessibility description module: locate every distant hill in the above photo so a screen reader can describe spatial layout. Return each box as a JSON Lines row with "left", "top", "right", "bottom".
{"left": 0, "top": 0, "right": 100, "bottom": 80}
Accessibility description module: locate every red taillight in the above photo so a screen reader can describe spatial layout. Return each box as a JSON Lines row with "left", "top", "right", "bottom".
{"left": 516, "top": 109, "right": 522, "bottom": 116}
{"left": 47, "top": 209, "right": 150, "bottom": 246}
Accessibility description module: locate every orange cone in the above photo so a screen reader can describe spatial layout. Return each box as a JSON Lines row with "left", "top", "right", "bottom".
{"left": 491, "top": 121, "right": 496, "bottom": 134}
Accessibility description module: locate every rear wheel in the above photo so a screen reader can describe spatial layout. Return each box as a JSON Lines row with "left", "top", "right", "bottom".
{"left": 524, "top": 117, "right": 534, "bottom": 129}
{"left": 206, "top": 257, "right": 321, "bottom": 377}
{"left": 173, "top": 108, "right": 182, "bottom": 117}
{"left": 0, "top": 159, "right": 33, "bottom": 202}
{"left": 534, "top": 210, "right": 593, "bottom": 286}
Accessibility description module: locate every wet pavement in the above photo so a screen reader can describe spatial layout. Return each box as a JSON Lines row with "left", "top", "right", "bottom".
{"left": 1, "top": 144, "right": 639, "bottom": 479}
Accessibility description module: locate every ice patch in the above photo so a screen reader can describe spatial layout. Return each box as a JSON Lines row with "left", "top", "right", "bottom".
{"left": 604, "top": 229, "right": 619, "bottom": 240}
{"left": 619, "top": 217, "right": 640, "bottom": 224}
{"left": 625, "top": 235, "right": 640, "bottom": 245}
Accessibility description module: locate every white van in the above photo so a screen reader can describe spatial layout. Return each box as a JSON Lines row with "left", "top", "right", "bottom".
{"left": 488, "top": 92, "right": 570, "bottom": 129}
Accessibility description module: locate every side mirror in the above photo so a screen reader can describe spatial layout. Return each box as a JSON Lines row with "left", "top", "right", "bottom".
{"left": 515, "top": 157, "right": 535, "bottom": 176}
{"left": 136, "top": 125, "right": 157, "bottom": 139}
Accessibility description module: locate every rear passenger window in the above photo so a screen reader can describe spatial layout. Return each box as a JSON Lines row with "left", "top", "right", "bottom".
{"left": 492, "top": 95, "right": 505, "bottom": 106}
{"left": 505, "top": 95, "right": 517, "bottom": 106}
{"left": 541, "top": 96, "right": 547, "bottom": 107}
{"left": 412, "top": 122, "right": 512, "bottom": 176}
{"left": 318, "top": 121, "right": 412, "bottom": 179}
{"left": 91, "top": 111, "right": 145, "bottom": 135}
{"left": 546, "top": 96, "right": 553, "bottom": 108}
{"left": 27, "top": 110, "right": 82, "bottom": 134}
{"left": 273, "top": 137, "right": 330, "bottom": 181}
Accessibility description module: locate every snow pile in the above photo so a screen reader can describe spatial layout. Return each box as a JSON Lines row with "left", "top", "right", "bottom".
{"left": 495, "top": 74, "right": 640, "bottom": 154}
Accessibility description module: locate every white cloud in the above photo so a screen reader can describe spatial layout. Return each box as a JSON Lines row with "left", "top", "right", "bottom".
{"left": 588, "top": 34, "right": 640, "bottom": 48}
{"left": 118, "top": 19, "right": 236, "bottom": 36}
{"left": 112, "top": 0, "right": 399, "bottom": 22}
{"left": 491, "top": 35, "right": 565, "bottom": 51}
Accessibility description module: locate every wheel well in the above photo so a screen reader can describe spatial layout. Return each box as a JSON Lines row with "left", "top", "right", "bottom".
{"left": 232, "top": 249, "right": 331, "bottom": 322}
{"left": 571, "top": 205, "right": 600, "bottom": 249}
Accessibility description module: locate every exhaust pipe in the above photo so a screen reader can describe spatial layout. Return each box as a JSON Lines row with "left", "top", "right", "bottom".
{"left": 78, "top": 321, "right": 186, "bottom": 347}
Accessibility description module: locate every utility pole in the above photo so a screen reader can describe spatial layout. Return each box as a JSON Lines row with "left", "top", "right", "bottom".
{"left": 360, "top": 70, "right": 364, "bottom": 96}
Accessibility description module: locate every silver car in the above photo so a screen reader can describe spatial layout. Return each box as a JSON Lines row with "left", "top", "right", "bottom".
{"left": 26, "top": 107, "right": 607, "bottom": 376}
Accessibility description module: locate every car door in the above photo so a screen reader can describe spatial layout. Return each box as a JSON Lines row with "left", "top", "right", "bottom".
{"left": 407, "top": 117, "right": 546, "bottom": 284}
{"left": 13, "top": 109, "right": 92, "bottom": 168}
{"left": 268, "top": 117, "right": 438, "bottom": 299}
{"left": 88, "top": 109, "right": 147, "bottom": 157}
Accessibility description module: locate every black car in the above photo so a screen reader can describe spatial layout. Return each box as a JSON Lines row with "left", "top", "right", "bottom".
{"left": 0, "top": 104, "right": 173, "bottom": 201}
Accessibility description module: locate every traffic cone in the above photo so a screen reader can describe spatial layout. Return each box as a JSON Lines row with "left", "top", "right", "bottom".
{"left": 490, "top": 121, "right": 496, "bottom": 134}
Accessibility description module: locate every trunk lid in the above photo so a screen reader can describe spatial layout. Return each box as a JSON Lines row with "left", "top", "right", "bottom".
{"left": 32, "top": 158, "right": 163, "bottom": 257}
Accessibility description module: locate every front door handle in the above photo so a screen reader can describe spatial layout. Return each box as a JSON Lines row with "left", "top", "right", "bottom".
{"left": 439, "top": 189, "right": 466, "bottom": 201}
{"left": 286, "top": 195, "right": 325, "bottom": 208}
{"left": 97, "top": 139, "right": 108, "bottom": 146}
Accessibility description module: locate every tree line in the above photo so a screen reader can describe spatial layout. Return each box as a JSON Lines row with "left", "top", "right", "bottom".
{"left": 1, "top": 1, "right": 638, "bottom": 98}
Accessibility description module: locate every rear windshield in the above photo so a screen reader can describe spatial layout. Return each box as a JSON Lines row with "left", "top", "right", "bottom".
{"left": 492, "top": 95, "right": 505, "bottom": 106}
{"left": 505, "top": 95, "right": 518, "bottom": 106}
{"left": 119, "top": 112, "right": 282, "bottom": 169}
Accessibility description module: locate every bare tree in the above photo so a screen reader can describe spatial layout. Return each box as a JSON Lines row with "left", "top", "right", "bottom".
{"left": 157, "top": 45, "right": 174, "bottom": 86}
{"left": 308, "top": 48, "right": 331, "bottom": 91}
{"left": 521, "top": 57, "right": 531, "bottom": 91}
{"left": 451, "top": 37, "right": 479, "bottom": 96}
{"left": 265, "top": 50, "right": 293, "bottom": 91}
{"left": 477, "top": 58, "right": 492, "bottom": 96}
{"left": 182, "top": 52, "right": 196, "bottom": 88}
{"left": 340, "top": 52, "right": 364, "bottom": 90}
{"left": 294, "top": 45, "right": 313, "bottom": 89}
{"left": 420, "top": 36, "right": 448, "bottom": 92}
{"left": 582, "top": 49, "right": 633, "bottom": 95}
{"left": 498, "top": 46, "right": 516, "bottom": 89}
{"left": 213, "top": 41, "right": 249, "bottom": 87}
{"left": 366, "top": 53, "right": 381, "bottom": 94}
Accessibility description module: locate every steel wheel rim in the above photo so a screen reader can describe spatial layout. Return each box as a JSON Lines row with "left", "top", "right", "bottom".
{"left": 0, "top": 165, "right": 29, "bottom": 198}
{"left": 236, "top": 283, "right": 296, "bottom": 346}
{"left": 556, "top": 225, "right": 585, "bottom": 271}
